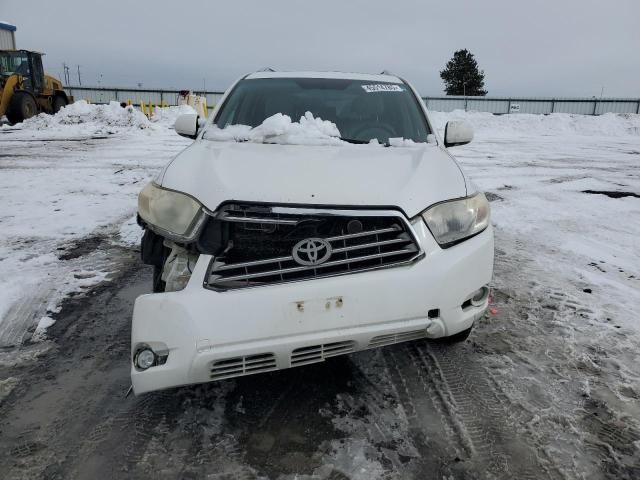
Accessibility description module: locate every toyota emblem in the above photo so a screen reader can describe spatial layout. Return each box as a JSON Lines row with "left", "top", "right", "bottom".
{"left": 292, "top": 238, "right": 332, "bottom": 266}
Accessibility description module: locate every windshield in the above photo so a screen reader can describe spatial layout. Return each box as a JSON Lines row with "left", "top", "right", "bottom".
{"left": 0, "top": 51, "right": 30, "bottom": 78}
{"left": 214, "top": 77, "right": 431, "bottom": 144}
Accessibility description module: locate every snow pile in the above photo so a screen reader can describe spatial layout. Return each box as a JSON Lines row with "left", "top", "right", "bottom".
{"left": 1, "top": 101, "right": 201, "bottom": 137}
{"left": 151, "top": 104, "right": 198, "bottom": 127}
{"left": 205, "top": 111, "right": 428, "bottom": 147}
{"left": 388, "top": 137, "right": 417, "bottom": 147}
{"left": 429, "top": 110, "right": 640, "bottom": 138}
{"left": 205, "top": 112, "right": 344, "bottom": 146}
{"left": 13, "top": 101, "right": 151, "bottom": 133}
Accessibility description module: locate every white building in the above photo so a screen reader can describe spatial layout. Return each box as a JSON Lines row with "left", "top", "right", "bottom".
{"left": 0, "top": 21, "right": 17, "bottom": 50}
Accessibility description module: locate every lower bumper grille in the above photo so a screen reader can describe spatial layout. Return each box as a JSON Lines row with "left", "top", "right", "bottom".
{"left": 290, "top": 341, "right": 356, "bottom": 366}
{"left": 205, "top": 205, "right": 422, "bottom": 290}
{"left": 368, "top": 329, "right": 427, "bottom": 348}
{"left": 210, "top": 353, "right": 276, "bottom": 380}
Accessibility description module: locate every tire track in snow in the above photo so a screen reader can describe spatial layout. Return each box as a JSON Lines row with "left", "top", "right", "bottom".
{"left": 382, "top": 347, "right": 472, "bottom": 477}
{"left": 374, "top": 339, "right": 566, "bottom": 480}
{"left": 418, "top": 342, "right": 556, "bottom": 479}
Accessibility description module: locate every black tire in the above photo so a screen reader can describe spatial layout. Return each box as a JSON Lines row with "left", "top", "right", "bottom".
{"left": 152, "top": 265, "right": 166, "bottom": 293}
{"left": 6, "top": 91, "right": 38, "bottom": 124}
{"left": 53, "top": 95, "right": 67, "bottom": 113}
{"left": 436, "top": 326, "right": 473, "bottom": 345}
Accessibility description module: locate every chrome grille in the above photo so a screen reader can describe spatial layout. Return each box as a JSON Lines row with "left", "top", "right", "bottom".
{"left": 205, "top": 205, "right": 422, "bottom": 290}
{"left": 210, "top": 353, "right": 276, "bottom": 380}
{"left": 290, "top": 341, "right": 356, "bottom": 366}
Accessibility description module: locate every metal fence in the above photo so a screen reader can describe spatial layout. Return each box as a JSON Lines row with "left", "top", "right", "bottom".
{"left": 65, "top": 87, "right": 224, "bottom": 111}
{"left": 424, "top": 96, "right": 640, "bottom": 115}
{"left": 65, "top": 86, "right": 640, "bottom": 116}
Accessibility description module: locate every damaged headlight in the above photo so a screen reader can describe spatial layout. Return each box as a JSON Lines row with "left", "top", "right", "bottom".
{"left": 420, "top": 193, "right": 490, "bottom": 247}
{"left": 138, "top": 183, "right": 205, "bottom": 241}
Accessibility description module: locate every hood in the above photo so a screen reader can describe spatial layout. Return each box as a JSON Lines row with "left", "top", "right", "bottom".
{"left": 160, "top": 140, "right": 467, "bottom": 218}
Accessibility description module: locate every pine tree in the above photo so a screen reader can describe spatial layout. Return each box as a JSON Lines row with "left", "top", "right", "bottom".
{"left": 440, "top": 49, "right": 487, "bottom": 96}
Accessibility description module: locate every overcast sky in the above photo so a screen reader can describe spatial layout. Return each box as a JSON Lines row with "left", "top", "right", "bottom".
{"left": 2, "top": 0, "right": 639, "bottom": 97}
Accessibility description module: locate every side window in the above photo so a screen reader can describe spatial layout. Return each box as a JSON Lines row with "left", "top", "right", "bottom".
{"left": 31, "top": 55, "right": 45, "bottom": 91}
{"left": 13, "top": 53, "right": 29, "bottom": 75}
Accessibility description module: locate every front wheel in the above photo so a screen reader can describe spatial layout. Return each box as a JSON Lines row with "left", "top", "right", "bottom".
{"left": 152, "top": 265, "right": 166, "bottom": 293}
{"left": 6, "top": 91, "right": 38, "bottom": 124}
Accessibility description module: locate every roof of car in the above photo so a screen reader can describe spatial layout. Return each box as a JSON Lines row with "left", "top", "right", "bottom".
{"left": 245, "top": 71, "right": 404, "bottom": 84}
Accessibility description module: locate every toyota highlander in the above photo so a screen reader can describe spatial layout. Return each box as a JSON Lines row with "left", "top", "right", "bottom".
{"left": 131, "top": 71, "right": 493, "bottom": 394}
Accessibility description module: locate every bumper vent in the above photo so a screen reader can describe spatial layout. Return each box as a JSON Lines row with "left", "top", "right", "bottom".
{"left": 205, "top": 205, "right": 422, "bottom": 290}
{"left": 210, "top": 353, "right": 276, "bottom": 380}
{"left": 368, "top": 329, "right": 427, "bottom": 348}
{"left": 290, "top": 341, "right": 356, "bottom": 367}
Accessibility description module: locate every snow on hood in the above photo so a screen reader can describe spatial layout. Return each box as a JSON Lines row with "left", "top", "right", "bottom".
{"left": 204, "top": 112, "right": 343, "bottom": 146}
{"left": 203, "top": 112, "right": 423, "bottom": 147}
{"left": 160, "top": 140, "right": 466, "bottom": 217}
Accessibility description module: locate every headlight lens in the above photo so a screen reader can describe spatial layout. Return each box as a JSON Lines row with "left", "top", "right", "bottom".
{"left": 421, "top": 193, "right": 490, "bottom": 247}
{"left": 138, "top": 183, "right": 203, "bottom": 238}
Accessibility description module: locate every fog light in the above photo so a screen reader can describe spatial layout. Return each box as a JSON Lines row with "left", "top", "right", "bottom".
{"left": 135, "top": 349, "right": 156, "bottom": 370}
{"left": 471, "top": 286, "right": 490, "bottom": 306}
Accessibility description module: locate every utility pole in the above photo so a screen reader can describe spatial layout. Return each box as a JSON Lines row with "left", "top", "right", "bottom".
{"left": 77, "top": 65, "right": 82, "bottom": 86}
{"left": 463, "top": 76, "right": 467, "bottom": 111}
{"left": 62, "top": 63, "right": 70, "bottom": 85}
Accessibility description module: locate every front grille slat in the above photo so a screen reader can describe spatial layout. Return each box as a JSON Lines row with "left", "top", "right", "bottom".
{"left": 219, "top": 215, "right": 300, "bottom": 225}
{"left": 291, "top": 341, "right": 355, "bottom": 366}
{"left": 213, "top": 254, "right": 295, "bottom": 271}
{"left": 368, "top": 329, "right": 428, "bottom": 347}
{"left": 326, "top": 226, "right": 401, "bottom": 242}
{"left": 205, "top": 205, "right": 422, "bottom": 290}
{"left": 210, "top": 352, "right": 277, "bottom": 380}
{"left": 213, "top": 248, "right": 418, "bottom": 283}
{"left": 331, "top": 235, "right": 410, "bottom": 253}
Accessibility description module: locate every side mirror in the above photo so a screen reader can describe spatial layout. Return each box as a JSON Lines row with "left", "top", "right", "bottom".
{"left": 444, "top": 121, "right": 473, "bottom": 147}
{"left": 174, "top": 114, "right": 199, "bottom": 139}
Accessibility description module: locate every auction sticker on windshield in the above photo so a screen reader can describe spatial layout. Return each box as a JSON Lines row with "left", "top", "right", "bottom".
{"left": 361, "top": 84, "right": 404, "bottom": 93}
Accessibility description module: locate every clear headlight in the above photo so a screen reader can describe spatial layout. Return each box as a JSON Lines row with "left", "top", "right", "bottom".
{"left": 138, "top": 182, "right": 204, "bottom": 240}
{"left": 420, "top": 193, "right": 490, "bottom": 247}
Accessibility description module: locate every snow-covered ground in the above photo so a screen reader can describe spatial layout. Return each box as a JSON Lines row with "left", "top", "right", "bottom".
{"left": 1, "top": 104, "right": 638, "bottom": 348}
{"left": 429, "top": 110, "right": 640, "bottom": 333}
{"left": 0, "top": 102, "right": 192, "bottom": 347}
{"left": 0, "top": 105, "right": 639, "bottom": 478}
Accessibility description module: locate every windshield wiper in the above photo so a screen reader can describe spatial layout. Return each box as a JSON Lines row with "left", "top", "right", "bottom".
{"left": 339, "top": 137, "right": 370, "bottom": 145}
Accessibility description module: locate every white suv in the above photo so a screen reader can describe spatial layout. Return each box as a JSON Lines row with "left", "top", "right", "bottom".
{"left": 132, "top": 71, "right": 493, "bottom": 394}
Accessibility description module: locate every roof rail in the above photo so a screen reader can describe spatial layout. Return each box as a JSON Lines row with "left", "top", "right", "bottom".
{"left": 256, "top": 67, "right": 275, "bottom": 72}
{"left": 379, "top": 70, "right": 395, "bottom": 75}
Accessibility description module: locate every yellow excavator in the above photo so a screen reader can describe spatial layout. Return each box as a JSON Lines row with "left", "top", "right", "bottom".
{"left": 0, "top": 49, "right": 73, "bottom": 124}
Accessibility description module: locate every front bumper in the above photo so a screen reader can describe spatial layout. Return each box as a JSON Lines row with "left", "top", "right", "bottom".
{"left": 131, "top": 222, "right": 494, "bottom": 394}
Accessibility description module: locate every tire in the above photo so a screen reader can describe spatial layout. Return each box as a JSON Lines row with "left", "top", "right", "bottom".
{"left": 6, "top": 91, "right": 38, "bottom": 124}
{"left": 436, "top": 326, "right": 473, "bottom": 345}
{"left": 53, "top": 95, "right": 67, "bottom": 114}
{"left": 152, "top": 265, "right": 166, "bottom": 293}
